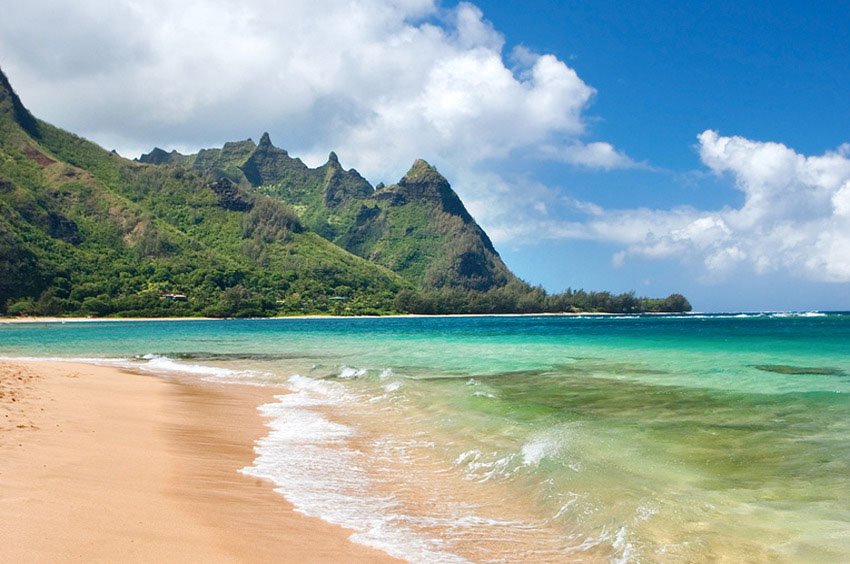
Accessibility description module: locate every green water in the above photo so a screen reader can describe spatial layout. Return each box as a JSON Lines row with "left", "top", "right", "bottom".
{"left": 2, "top": 314, "right": 849, "bottom": 562}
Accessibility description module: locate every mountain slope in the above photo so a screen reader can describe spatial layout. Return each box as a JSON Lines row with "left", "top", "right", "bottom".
{"left": 0, "top": 67, "right": 405, "bottom": 316}
{"left": 1, "top": 65, "right": 691, "bottom": 316}
{"left": 141, "top": 134, "right": 518, "bottom": 292}
{"left": 343, "top": 159, "right": 513, "bottom": 291}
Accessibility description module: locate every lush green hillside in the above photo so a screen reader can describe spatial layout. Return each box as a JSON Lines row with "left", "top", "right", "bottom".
{"left": 1, "top": 66, "right": 690, "bottom": 316}
{"left": 346, "top": 159, "right": 514, "bottom": 292}
{"left": 139, "top": 133, "right": 690, "bottom": 314}
{"left": 0, "top": 67, "right": 405, "bottom": 317}
{"left": 143, "top": 133, "right": 519, "bottom": 291}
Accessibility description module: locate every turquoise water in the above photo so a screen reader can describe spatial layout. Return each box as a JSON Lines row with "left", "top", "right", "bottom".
{"left": 2, "top": 314, "right": 849, "bottom": 562}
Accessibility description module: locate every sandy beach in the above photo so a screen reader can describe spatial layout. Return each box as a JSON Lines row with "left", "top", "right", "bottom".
{"left": 0, "top": 359, "right": 398, "bottom": 563}
{"left": 0, "top": 311, "right": 688, "bottom": 325}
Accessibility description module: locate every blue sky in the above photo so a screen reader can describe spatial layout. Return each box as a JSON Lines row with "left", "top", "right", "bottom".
{"left": 479, "top": 0, "right": 850, "bottom": 160}
{"left": 474, "top": 0, "right": 850, "bottom": 310}
{"left": 1, "top": 0, "right": 849, "bottom": 310}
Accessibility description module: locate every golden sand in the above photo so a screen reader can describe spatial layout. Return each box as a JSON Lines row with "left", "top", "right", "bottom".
{"left": 0, "top": 360, "right": 398, "bottom": 563}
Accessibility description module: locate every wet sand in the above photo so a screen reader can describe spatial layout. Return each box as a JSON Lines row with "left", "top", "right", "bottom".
{"left": 0, "top": 360, "right": 398, "bottom": 563}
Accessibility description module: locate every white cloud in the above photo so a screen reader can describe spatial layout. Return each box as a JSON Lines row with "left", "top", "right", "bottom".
{"left": 0, "top": 0, "right": 646, "bottom": 257}
{"left": 542, "top": 141, "right": 641, "bottom": 169}
{"left": 507, "top": 132, "right": 850, "bottom": 283}
{"left": 13, "top": 3, "right": 842, "bottom": 286}
{"left": 833, "top": 182, "right": 850, "bottom": 216}
{"left": 0, "top": 0, "right": 633, "bottom": 181}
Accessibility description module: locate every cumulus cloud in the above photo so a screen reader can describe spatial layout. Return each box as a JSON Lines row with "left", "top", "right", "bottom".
{"left": 0, "top": 0, "right": 632, "bottom": 180}
{"left": 510, "top": 132, "right": 850, "bottom": 283}
{"left": 11, "top": 2, "right": 842, "bottom": 285}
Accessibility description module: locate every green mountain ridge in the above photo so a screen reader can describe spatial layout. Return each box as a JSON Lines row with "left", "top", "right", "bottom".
{"left": 0, "top": 68, "right": 405, "bottom": 317}
{"left": 140, "top": 134, "right": 515, "bottom": 293}
{"left": 0, "top": 66, "right": 691, "bottom": 316}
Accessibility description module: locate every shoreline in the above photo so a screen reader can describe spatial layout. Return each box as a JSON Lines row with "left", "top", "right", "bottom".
{"left": 0, "top": 359, "right": 398, "bottom": 563}
{"left": 0, "top": 311, "right": 704, "bottom": 324}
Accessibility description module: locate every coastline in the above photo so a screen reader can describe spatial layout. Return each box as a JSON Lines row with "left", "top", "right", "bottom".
{"left": 0, "top": 311, "right": 698, "bottom": 324}
{"left": 0, "top": 359, "right": 398, "bottom": 563}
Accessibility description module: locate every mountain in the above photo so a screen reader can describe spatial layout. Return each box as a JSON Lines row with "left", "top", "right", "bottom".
{"left": 141, "top": 134, "right": 516, "bottom": 293}
{"left": 0, "top": 66, "right": 690, "bottom": 316}
{"left": 0, "top": 67, "right": 404, "bottom": 317}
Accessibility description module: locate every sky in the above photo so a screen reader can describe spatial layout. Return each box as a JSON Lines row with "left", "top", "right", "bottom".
{"left": 1, "top": 0, "right": 849, "bottom": 311}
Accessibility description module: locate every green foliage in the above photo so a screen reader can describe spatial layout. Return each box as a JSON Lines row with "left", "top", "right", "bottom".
{"left": 394, "top": 285, "right": 692, "bottom": 315}
{"left": 242, "top": 198, "right": 301, "bottom": 243}
{"left": 6, "top": 298, "right": 35, "bottom": 316}
{"left": 639, "top": 293, "right": 692, "bottom": 313}
{"left": 0, "top": 67, "right": 691, "bottom": 318}
{"left": 0, "top": 85, "right": 405, "bottom": 318}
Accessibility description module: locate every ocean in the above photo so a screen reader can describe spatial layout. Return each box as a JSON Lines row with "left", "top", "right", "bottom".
{"left": 2, "top": 313, "right": 849, "bottom": 562}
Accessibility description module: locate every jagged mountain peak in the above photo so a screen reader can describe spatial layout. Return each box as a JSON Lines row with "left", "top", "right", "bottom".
{"left": 130, "top": 132, "right": 502, "bottom": 289}
{"left": 222, "top": 138, "right": 256, "bottom": 151}
{"left": 321, "top": 164, "right": 373, "bottom": 208}
{"left": 391, "top": 158, "right": 476, "bottom": 224}
{"left": 0, "top": 65, "right": 691, "bottom": 314}
{"left": 240, "top": 132, "right": 301, "bottom": 186}
{"left": 402, "top": 159, "right": 443, "bottom": 184}
{"left": 251, "top": 132, "right": 289, "bottom": 158}
{"left": 138, "top": 147, "right": 188, "bottom": 165}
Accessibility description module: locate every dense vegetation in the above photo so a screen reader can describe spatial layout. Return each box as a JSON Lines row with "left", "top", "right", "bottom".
{"left": 0, "top": 66, "right": 691, "bottom": 317}
{"left": 394, "top": 285, "right": 691, "bottom": 315}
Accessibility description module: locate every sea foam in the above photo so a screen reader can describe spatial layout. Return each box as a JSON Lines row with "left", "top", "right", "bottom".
{"left": 241, "top": 374, "right": 469, "bottom": 563}
{"left": 0, "top": 354, "right": 269, "bottom": 385}
{"left": 337, "top": 365, "right": 368, "bottom": 379}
